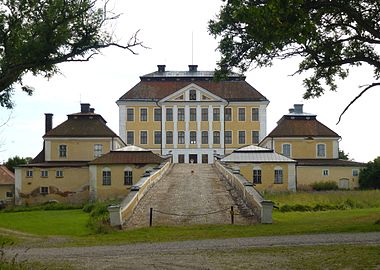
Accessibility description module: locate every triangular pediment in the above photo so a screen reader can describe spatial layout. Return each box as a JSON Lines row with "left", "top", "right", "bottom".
{"left": 158, "top": 83, "right": 227, "bottom": 104}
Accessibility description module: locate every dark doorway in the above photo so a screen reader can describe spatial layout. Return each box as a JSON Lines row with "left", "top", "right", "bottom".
{"left": 202, "top": 154, "right": 208, "bottom": 164}
{"left": 178, "top": 154, "right": 185, "bottom": 163}
{"left": 189, "top": 154, "right": 198, "bottom": 164}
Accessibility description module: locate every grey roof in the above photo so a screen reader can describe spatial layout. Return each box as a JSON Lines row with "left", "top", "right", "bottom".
{"left": 115, "top": 145, "right": 149, "bottom": 152}
{"left": 222, "top": 145, "right": 296, "bottom": 163}
{"left": 141, "top": 70, "right": 243, "bottom": 79}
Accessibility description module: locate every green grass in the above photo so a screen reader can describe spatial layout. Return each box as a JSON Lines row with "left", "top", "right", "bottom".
{"left": 0, "top": 210, "right": 91, "bottom": 236}
{"left": 265, "top": 189, "right": 380, "bottom": 211}
{"left": 0, "top": 207, "right": 379, "bottom": 247}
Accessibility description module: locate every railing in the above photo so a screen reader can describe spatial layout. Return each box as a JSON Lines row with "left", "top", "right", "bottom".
{"left": 108, "top": 161, "right": 173, "bottom": 227}
{"left": 214, "top": 160, "right": 274, "bottom": 224}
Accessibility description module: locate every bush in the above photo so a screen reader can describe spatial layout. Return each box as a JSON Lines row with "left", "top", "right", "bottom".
{"left": 359, "top": 157, "right": 380, "bottom": 189}
{"left": 85, "top": 201, "right": 113, "bottom": 234}
{"left": 311, "top": 181, "right": 339, "bottom": 191}
{"left": 1, "top": 202, "right": 82, "bottom": 213}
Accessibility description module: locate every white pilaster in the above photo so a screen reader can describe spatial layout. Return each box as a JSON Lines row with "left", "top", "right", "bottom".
{"left": 89, "top": 165, "right": 98, "bottom": 202}
{"left": 162, "top": 105, "right": 166, "bottom": 149}
{"left": 220, "top": 104, "right": 225, "bottom": 148}
{"left": 45, "top": 140, "right": 51, "bottom": 161}
{"left": 14, "top": 168, "right": 22, "bottom": 205}
{"left": 333, "top": 139, "right": 339, "bottom": 159}
{"left": 173, "top": 105, "right": 178, "bottom": 147}
{"left": 118, "top": 104, "right": 126, "bottom": 142}
{"left": 208, "top": 105, "right": 213, "bottom": 148}
{"left": 185, "top": 105, "right": 189, "bottom": 148}
{"left": 197, "top": 105, "right": 201, "bottom": 148}
{"left": 259, "top": 104, "right": 267, "bottom": 141}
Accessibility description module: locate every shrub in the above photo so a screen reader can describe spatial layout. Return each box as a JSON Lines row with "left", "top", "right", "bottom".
{"left": 359, "top": 157, "right": 380, "bottom": 189}
{"left": 1, "top": 202, "right": 82, "bottom": 213}
{"left": 311, "top": 181, "right": 338, "bottom": 191}
{"left": 85, "top": 201, "right": 113, "bottom": 234}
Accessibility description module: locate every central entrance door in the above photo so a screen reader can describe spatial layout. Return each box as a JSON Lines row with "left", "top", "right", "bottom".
{"left": 189, "top": 154, "right": 198, "bottom": 164}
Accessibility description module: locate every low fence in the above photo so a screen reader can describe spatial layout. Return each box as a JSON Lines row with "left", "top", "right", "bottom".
{"left": 108, "top": 161, "right": 173, "bottom": 227}
{"left": 214, "top": 161, "right": 274, "bottom": 224}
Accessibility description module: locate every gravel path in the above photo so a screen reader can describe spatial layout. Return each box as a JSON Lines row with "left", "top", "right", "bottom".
{"left": 125, "top": 164, "right": 254, "bottom": 228}
{"left": 4, "top": 232, "right": 380, "bottom": 269}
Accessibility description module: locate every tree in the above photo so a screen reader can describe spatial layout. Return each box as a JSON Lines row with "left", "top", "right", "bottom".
{"left": 209, "top": 0, "right": 380, "bottom": 122}
{"left": 359, "top": 157, "right": 380, "bottom": 189}
{"left": 339, "top": 150, "right": 350, "bottom": 160}
{"left": 4, "top": 155, "right": 32, "bottom": 172}
{"left": 0, "top": 0, "right": 144, "bottom": 108}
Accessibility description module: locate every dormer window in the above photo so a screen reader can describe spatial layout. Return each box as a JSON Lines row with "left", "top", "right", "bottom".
{"left": 189, "top": 90, "right": 196, "bottom": 100}
{"left": 59, "top": 145, "right": 67, "bottom": 158}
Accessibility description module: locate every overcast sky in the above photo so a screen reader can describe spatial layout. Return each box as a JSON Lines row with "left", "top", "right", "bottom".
{"left": 1, "top": 0, "right": 379, "bottom": 163}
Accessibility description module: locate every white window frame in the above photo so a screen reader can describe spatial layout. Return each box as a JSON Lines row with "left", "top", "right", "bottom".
{"left": 238, "top": 108, "right": 246, "bottom": 121}
{"left": 352, "top": 169, "right": 359, "bottom": 177}
{"left": 322, "top": 169, "right": 329, "bottom": 176}
{"left": 140, "top": 108, "right": 148, "bottom": 122}
{"left": 56, "top": 170, "right": 64, "bottom": 178}
{"left": 317, "top": 143, "right": 326, "bottom": 158}
{"left": 166, "top": 131, "right": 173, "bottom": 144}
{"left": 26, "top": 170, "right": 33, "bottom": 177}
{"left": 190, "top": 131, "right": 197, "bottom": 144}
{"left": 102, "top": 168, "right": 111, "bottom": 186}
{"left": 40, "top": 186, "right": 49, "bottom": 194}
{"left": 154, "top": 108, "right": 161, "bottom": 121}
{"left": 225, "top": 131, "right": 232, "bottom": 144}
{"left": 140, "top": 131, "right": 148, "bottom": 145}
{"left": 94, "top": 144, "right": 103, "bottom": 158}
{"left": 124, "top": 167, "right": 133, "bottom": 186}
{"left": 253, "top": 167, "right": 262, "bottom": 184}
{"left": 213, "top": 131, "right": 220, "bottom": 144}
{"left": 252, "top": 131, "right": 260, "bottom": 144}
{"left": 190, "top": 108, "right": 197, "bottom": 121}
{"left": 178, "top": 108, "right": 185, "bottom": 121}
{"left": 238, "top": 131, "right": 246, "bottom": 144}
{"left": 166, "top": 108, "right": 173, "bottom": 121}
{"left": 41, "top": 170, "right": 48, "bottom": 178}
{"left": 59, "top": 144, "right": 67, "bottom": 158}
{"left": 178, "top": 131, "right": 185, "bottom": 144}
{"left": 225, "top": 108, "right": 232, "bottom": 121}
{"left": 213, "top": 108, "right": 220, "bottom": 121}
{"left": 251, "top": 108, "right": 259, "bottom": 121}
{"left": 189, "top": 89, "right": 197, "bottom": 100}
{"left": 274, "top": 167, "right": 283, "bottom": 184}
{"left": 154, "top": 131, "right": 161, "bottom": 145}
{"left": 126, "top": 131, "right": 134, "bottom": 145}
{"left": 201, "top": 108, "right": 208, "bottom": 121}
{"left": 282, "top": 143, "right": 292, "bottom": 157}
{"left": 126, "top": 108, "right": 134, "bottom": 121}
{"left": 201, "top": 131, "right": 208, "bottom": 144}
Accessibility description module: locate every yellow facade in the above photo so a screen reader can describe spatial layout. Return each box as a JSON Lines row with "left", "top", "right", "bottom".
{"left": 0, "top": 185, "right": 14, "bottom": 203}
{"left": 92, "top": 164, "right": 157, "bottom": 201}
{"left": 271, "top": 138, "right": 336, "bottom": 159}
{"left": 297, "top": 166, "right": 360, "bottom": 189}
{"left": 47, "top": 139, "right": 112, "bottom": 161}
{"left": 18, "top": 166, "right": 89, "bottom": 205}
{"left": 230, "top": 163, "right": 292, "bottom": 192}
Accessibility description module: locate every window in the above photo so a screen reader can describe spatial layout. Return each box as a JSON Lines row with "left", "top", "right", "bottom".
{"left": 274, "top": 169, "right": 283, "bottom": 184}
{"left": 94, "top": 144, "right": 103, "bottom": 158}
{"left": 140, "top": 131, "right": 147, "bottom": 144}
{"left": 166, "top": 108, "right": 173, "bottom": 121}
{"left": 190, "top": 131, "right": 197, "bottom": 144}
{"left": 6, "top": 191, "right": 13, "bottom": 198}
{"left": 189, "top": 89, "right": 197, "bottom": 100}
{"left": 253, "top": 169, "right": 262, "bottom": 184}
{"left": 41, "top": 170, "right": 48, "bottom": 177}
{"left": 140, "top": 108, "right": 147, "bottom": 121}
{"left": 124, "top": 170, "right": 133, "bottom": 185}
{"left": 201, "top": 131, "right": 208, "bottom": 144}
{"left": 251, "top": 108, "right": 259, "bottom": 121}
{"left": 225, "top": 108, "right": 232, "bottom": 121}
{"left": 59, "top": 145, "right": 67, "bottom": 158}
{"left": 323, "top": 169, "right": 329, "bottom": 176}
{"left": 154, "top": 108, "right": 161, "bottom": 121}
{"left": 238, "top": 131, "right": 246, "bottom": 144}
{"left": 202, "top": 154, "right": 208, "bottom": 164}
{"left": 213, "top": 131, "right": 220, "bottom": 144}
{"left": 190, "top": 108, "right": 197, "bottom": 121}
{"left": 282, "top": 144, "right": 291, "bottom": 157}
{"left": 26, "top": 170, "right": 33, "bottom": 177}
{"left": 201, "top": 108, "right": 208, "bottom": 121}
{"left": 352, "top": 169, "right": 359, "bottom": 177}
{"left": 238, "top": 108, "right": 246, "bottom": 121}
{"left": 56, "top": 170, "right": 64, "bottom": 178}
{"left": 127, "top": 108, "right": 134, "bottom": 121}
{"left": 127, "top": 131, "right": 134, "bottom": 145}
{"left": 40, "top": 186, "right": 49, "bottom": 194}
{"left": 178, "top": 131, "right": 185, "bottom": 144}
{"left": 178, "top": 154, "right": 185, "bottom": 163}
{"left": 317, "top": 144, "right": 326, "bottom": 157}
{"left": 178, "top": 108, "right": 185, "bottom": 121}
{"left": 154, "top": 131, "right": 161, "bottom": 144}
{"left": 166, "top": 131, "right": 173, "bottom": 144}
{"left": 212, "top": 108, "right": 220, "bottom": 121}
{"left": 252, "top": 131, "right": 259, "bottom": 144}
{"left": 102, "top": 170, "right": 111, "bottom": 186}
{"left": 225, "top": 131, "right": 232, "bottom": 144}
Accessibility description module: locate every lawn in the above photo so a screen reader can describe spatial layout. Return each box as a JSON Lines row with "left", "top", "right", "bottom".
{"left": 0, "top": 207, "right": 379, "bottom": 247}
{"left": 265, "top": 189, "right": 380, "bottom": 211}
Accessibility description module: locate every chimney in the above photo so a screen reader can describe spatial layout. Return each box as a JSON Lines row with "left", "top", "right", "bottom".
{"left": 45, "top": 113, "right": 53, "bottom": 133}
{"left": 80, "top": 103, "right": 90, "bottom": 113}
{"left": 294, "top": 104, "right": 303, "bottom": 114}
{"left": 90, "top": 108, "right": 95, "bottom": 113}
{"left": 157, "top": 65, "right": 166, "bottom": 72}
{"left": 188, "top": 65, "right": 198, "bottom": 72}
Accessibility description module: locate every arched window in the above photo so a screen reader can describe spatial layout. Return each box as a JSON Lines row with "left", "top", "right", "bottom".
{"left": 124, "top": 167, "right": 133, "bottom": 186}
{"left": 102, "top": 168, "right": 111, "bottom": 186}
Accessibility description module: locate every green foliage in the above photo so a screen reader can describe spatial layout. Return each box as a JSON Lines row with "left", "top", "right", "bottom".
{"left": 209, "top": 0, "right": 380, "bottom": 118}
{"left": 4, "top": 156, "right": 32, "bottom": 172}
{"left": 311, "top": 181, "right": 339, "bottom": 191}
{"left": 359, "top": 156, "right": 380, "bottom": 189}
{"left": 84, "top": 201, "right": 113, "bottom": 234}
{"left": 0, "top": 0, "right": 143, "bottom": 108}
{"left": 1, "top": 201, "right": 82, "bottom": 212}
{"left": 338, "top": 150, "right": 350, "bottom": 160}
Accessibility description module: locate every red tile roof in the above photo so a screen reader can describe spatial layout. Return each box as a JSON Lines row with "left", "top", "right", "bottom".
{"left": 267, "top": 116, "right": 340, "bottom": 138}
{"left": 119, "top": 80, "right": 268, "bottom": 102}
{"left": 89, "top": 151, "right": 165, "bottom": 165}
{"left": 0, "top": 165, "right": 15, "bottom": 185}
